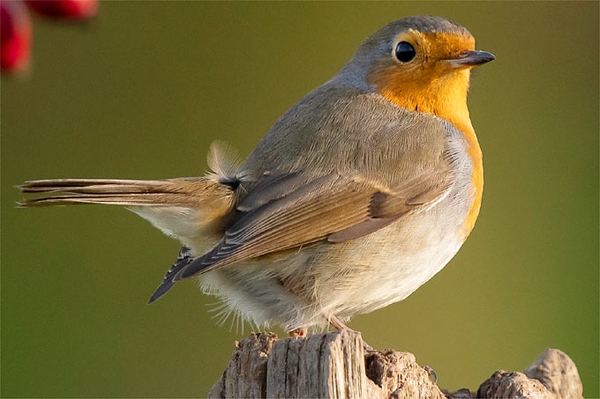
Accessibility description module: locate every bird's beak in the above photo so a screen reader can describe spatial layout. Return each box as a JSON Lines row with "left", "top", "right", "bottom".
{"left": 445, "top": 50, "right": 495, "bottom": 68}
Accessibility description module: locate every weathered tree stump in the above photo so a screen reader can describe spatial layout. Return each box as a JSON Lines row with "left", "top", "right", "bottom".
{"left": 208, "top": 330, "right": 582, "bottom": 399}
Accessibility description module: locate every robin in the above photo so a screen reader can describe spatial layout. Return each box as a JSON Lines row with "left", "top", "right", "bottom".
{"left": 19, "top": 15, "right": 494, "bottom": 336}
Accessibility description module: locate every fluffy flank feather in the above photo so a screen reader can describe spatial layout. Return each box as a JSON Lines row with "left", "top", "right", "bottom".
{"left": 207, "top": 141, "right": 241, "bottom": 181}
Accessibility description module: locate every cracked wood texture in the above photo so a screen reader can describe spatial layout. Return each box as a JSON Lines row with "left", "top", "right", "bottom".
{"left": 208, "top": 330, "right": 582, "bottom": 399}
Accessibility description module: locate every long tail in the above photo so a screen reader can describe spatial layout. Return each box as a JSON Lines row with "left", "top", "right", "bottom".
{"left": 17, "top": 143, "right": 242, "bottom": 302}
{"left": 18, "top": 176, "right": 236, "bottom": 256}
{"left": 18, "top": 177, "right": 229, "bottom": 208}
{"left": 18, "top": 177, "right": 238, "bottom": 303}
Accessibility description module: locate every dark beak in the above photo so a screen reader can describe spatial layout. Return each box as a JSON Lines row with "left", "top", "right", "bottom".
{"left": 446, "top": 50, "right": 495, "bottom": 68}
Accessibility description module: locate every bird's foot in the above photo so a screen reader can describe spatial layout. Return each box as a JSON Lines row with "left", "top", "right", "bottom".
{"left": 288, "top": 327, "right": 307, "bottom": 337}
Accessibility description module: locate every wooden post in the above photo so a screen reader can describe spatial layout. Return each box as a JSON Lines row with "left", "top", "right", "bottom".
{"left": 208, "top": 330, "right": 583, "bottom": 399}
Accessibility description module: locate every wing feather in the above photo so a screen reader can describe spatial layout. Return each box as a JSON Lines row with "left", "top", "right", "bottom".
{"left": 175, "top": 168, "right": 451, "bottom": 280}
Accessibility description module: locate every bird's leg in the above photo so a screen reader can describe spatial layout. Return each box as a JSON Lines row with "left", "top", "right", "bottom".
{"left": 329, "top": 314, "right": 349, "bottom": 331}
{"left": 329, "top": 315, "right": 375, "bottom": 352}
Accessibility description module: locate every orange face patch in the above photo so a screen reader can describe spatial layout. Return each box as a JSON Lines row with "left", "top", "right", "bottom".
{"left": 366, "top": 31, "right": 475, "bottom": 121}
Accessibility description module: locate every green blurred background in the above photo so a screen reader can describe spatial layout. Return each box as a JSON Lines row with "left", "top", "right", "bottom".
{"left": 2, "top": 2, "right": 598, "bottom": 397}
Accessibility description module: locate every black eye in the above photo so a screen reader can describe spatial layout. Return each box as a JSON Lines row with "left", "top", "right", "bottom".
{"left": 395, "top": 41, "right": 416, "bottom": 62}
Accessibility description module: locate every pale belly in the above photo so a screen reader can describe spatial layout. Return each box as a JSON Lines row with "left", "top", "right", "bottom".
{"left": 197, "top": 199, "right": 467, "bottom": 332}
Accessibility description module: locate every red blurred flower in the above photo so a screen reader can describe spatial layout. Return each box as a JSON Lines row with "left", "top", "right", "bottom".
{"left": 25, "top": 0, "right": 97, "bottom": 20}
{"left": 1, "top": 0, "right": 98, "bottom": 73}
{"left": 1, "top": 0, "right": 32, "bottom": 72}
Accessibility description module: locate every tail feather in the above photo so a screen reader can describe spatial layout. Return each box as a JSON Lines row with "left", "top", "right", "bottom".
{"left": 19, "top": 178, "right": 171, "bottom": 193}
{"left": 148, "top": 245, "right": 195, "bottom": 303}
{"left": 17, "top": 141, "right": 243, "bottom": 302}
{"left": 17, "top": 177, "right": 229, "bottom": 208}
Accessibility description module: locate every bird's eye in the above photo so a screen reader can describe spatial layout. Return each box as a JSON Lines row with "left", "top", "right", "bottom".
{"left": 395, "top": 41, "right": 416, "bottom": 62}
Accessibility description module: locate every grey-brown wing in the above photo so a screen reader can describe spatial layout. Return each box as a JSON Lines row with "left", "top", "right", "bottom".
{"left": 173, "top": 168, "right": 452, "bottom": 281}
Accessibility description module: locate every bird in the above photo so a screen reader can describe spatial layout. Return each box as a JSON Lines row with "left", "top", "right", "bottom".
{"left": 18, "top": 15, "right": 494, "bottom": 337}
